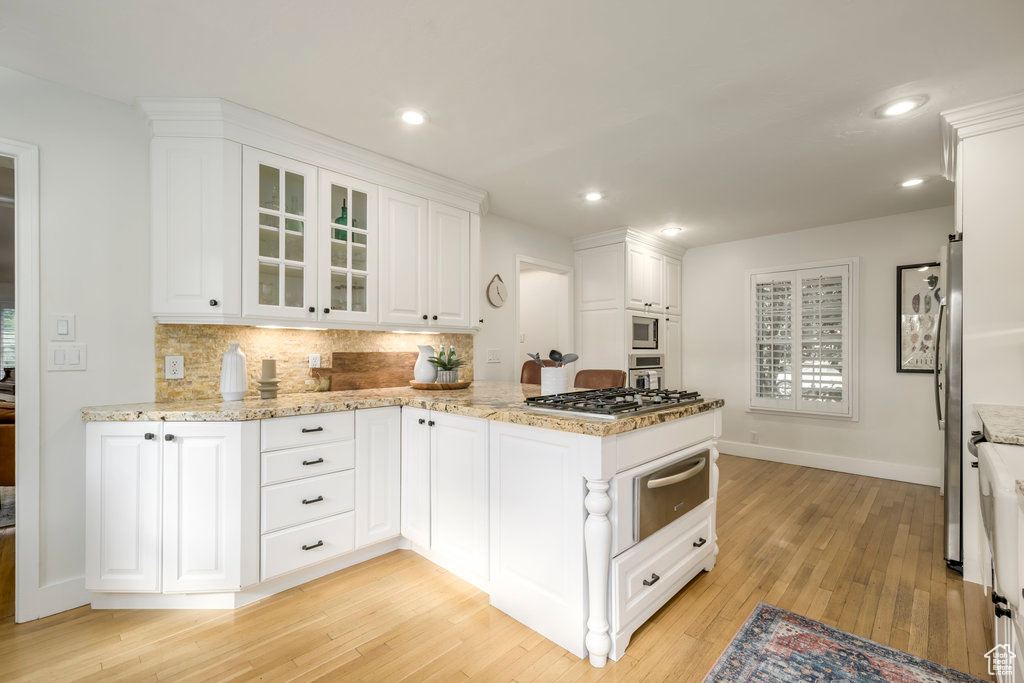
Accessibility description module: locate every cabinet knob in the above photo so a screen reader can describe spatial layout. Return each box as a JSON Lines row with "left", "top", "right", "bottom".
{"left": 996, "top": 604, "right": 1013, "bottom": 619}
{"left": 432, "top": 315, "right": 438, "bottom": 321}
{"left": 308, "top": 306, "right": 315, "bottom": 313}
{"left": 479, "top": 319, "right": 484, "bottom": 324}
{"left": 422, "top": 314, "right": 428, "bottom": 320}
{"left": 164, "top": 434, "right": 175, "bottom": 441}
{"left": 665, "top": 306, "right": 670, "bottom": 311}
{"left": 428, "top": 420, "right": 435, "bottom": 427}
{"left": 323, "top": 307, "right": 330, "bottom": 314}
{"left": 144, "top": 433, "right": 155, "bottom": 440}
{"left": 418, "top": 418, "right": 426, "bottom": 425}
{"left": 209, "top": 299, "right": 219, "bottom": 307}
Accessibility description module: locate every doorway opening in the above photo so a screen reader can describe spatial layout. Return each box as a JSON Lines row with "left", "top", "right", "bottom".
{"left": 515, "top": 255, "right": 573, "bottom": 383}
{"left": 0, "top": 153, "right": 15, "bottom": 619}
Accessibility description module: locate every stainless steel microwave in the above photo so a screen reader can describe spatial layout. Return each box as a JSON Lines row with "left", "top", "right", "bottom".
{"left": 631, "top": 315, "right": 658, "bottom": 349}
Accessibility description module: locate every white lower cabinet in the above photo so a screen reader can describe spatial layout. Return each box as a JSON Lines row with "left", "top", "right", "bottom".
{"left": 355, "top": 407, "right": 401, "bottom": 547}
{"left": 86, "top": 421, "right": 259, "bottom": 593}
{"left": 401, "top": 407, "right": 489, "bottom": 583}
{"left": 663, "top": 316, "right": 681, "bottom": 390}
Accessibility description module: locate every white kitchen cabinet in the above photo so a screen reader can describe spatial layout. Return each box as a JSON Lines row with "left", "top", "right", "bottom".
{"left": 431, "top": 412, "right": 490, "bottom": 583}
{"left": 355, "top": 407, "right": 402, "bottom": 548}
{"left": 319, "top": 170, "right": 378, "bottom": 323}
{"left": 242, "top": 146, "right": 319, "bottom": 321}
{"left": 401, "top": 407, "right": 432, "bottom": 548}
{"left": 626, "top": 245, "right": 665, "bottom": 312}
{"left": 379, "top": 189, "right": 473, "bottom": 328}
{"left": 150, "top": 137, "right": 241, "bottom": 320}
{"left": 663, "top": 316, "right": 682, "bottom": 390}
{"left": 663, "top": 256, "right": 681, "bottom": 317}
{"left": 86, "top": 421, "right": 258, "bottom": 594}
{"left": 86, "top": 423, "right": 163, "bottom": 592}
{"left": 162, "top": 423, "right": 259, "bottom": 593}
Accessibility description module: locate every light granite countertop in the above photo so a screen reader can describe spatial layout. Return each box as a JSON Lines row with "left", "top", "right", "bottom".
{"left": 81, "top": 381, "right": 724, "bottom": 438}
{"left": 976, "top": 404, "right": 1024, "bottom": 446}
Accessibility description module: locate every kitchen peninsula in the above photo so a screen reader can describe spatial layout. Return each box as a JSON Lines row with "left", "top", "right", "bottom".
{"left": 82, "top": 382, "right": 723, "bottom": 666}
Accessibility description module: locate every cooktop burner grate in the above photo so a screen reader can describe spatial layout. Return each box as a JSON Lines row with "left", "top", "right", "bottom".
{"left": 523, "top": 387, "right": 702, "bottom": 420}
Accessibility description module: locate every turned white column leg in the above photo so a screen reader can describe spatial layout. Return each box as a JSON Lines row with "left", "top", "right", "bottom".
{"left": 584, "top": 478, "right": 612, "bottom": 667}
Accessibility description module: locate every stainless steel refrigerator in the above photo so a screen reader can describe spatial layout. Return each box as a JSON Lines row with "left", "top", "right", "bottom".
{"left": 936, "top": 234, "right": 963, "bottom": 572}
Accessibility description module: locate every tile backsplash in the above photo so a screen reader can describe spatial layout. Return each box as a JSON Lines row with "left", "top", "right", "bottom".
{"left": 155, "top": 324, "right": 474, "bottom": 402}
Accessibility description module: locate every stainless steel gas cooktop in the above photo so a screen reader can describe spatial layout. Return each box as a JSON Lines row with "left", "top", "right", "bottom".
{"left": 523, "top": 388, "right": 703, "bottom": 420}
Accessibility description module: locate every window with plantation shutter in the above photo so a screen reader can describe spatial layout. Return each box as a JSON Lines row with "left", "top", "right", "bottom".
{"left": 748, "top": 260, "right": 857, "bottom": 418}
{"left": 0, "top": 307, "right": 14, "bottom": 369}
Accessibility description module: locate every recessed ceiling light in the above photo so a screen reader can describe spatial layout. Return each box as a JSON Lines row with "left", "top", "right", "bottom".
{"left": 877, "top": 95, "right": 929, "bottom": 118}
{"left": 584, "top": 191, "right": 604, "bottom": 202}
{"left": 661, "top": 226, "right": 683, "bottom": 236}
{"left": 901, "top": 177, "right": 925, "bottom": 187}
{"left": 400, "top": 109, "right": 427, "bottom": 125}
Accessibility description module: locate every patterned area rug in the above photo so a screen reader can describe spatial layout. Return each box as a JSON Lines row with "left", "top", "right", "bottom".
{"left": 0, "top": 487, "right": 13, "bottom": 528}
{"left": 705, "top": 603, "right": 984, "bottom": 682}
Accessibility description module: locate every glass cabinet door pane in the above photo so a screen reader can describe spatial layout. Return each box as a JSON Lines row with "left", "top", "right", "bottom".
{"left": 331, "top": 272, "right": 348, "bottom": 311}
{"left": 285, "top": 172, "right": 304, "bottom": 215}
{"left": 259, "top": 165, "right": 280, "bottom": 211}
{"left": 259, "top": 228, "right": 280, "bottom": 259}
{"left": 285, "top": 231, "right": 303, "bottom": 261}
{"left": 351, "top": 232, "right": 367, "bottom": 271}
{"left": 284, "top": 266, "right": 304, "bottom": 307}
{"left": 331, "top": 237, "right": 348, "bottom": 268}
{"left": 331, "top": 184, "right": 349, "bottom": 226}
{"left": 352, "top": 274, "right": 367, "bottom": 312}
{"left": 351, "top": 190, "right": 367, "bottom": 230}
{"left": 259, "top": 263, "right": 280, "bottom": 306}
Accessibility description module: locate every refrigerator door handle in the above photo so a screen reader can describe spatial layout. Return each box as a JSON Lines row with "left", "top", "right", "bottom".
{"left": 934, "top": 303, "right": 945, "bottom": 430}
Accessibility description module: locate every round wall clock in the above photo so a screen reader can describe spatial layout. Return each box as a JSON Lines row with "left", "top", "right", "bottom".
{"left": 486, "top": 274, "right": 507, "bottom": 308}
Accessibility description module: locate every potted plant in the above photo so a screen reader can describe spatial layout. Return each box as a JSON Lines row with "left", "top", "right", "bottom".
{"left": 429, "top": 348, "right": 466, "bottom": 384}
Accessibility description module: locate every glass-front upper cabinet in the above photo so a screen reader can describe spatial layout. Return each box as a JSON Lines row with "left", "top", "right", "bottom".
{"left": 318, "top": 170, "right": 378, "bottom": 323}
{"left": 242, "top": 147, "right": 318, "bottom": 321}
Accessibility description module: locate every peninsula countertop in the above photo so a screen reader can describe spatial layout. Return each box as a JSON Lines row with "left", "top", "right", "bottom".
{"left": 81, "top": 381, "right": 725, "bottom": 438}
{"left": 976, "top": 404, "right": 1024, "bottom": 446}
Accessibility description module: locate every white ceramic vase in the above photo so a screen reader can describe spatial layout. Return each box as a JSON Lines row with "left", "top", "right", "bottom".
{"left": 414, "top": 345, "right": 438, "bottom": 383}
{"left": 220, "top": 343, "right": 247, "bottom": 401}
{"left": 540, "top": 366, "right": 571, "bottom": 395}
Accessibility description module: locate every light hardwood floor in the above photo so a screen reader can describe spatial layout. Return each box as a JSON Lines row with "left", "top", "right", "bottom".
{"left": 0, "top": 455, "right": 995, "bottom": 681}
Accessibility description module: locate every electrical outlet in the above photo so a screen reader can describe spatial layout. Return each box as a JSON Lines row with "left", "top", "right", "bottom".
{"left": 165, "top": 355, "right": 184, "bottom": 380}
{"left": 519, "top": 333, "right": 526, "bottom": 343}
{"left": 750, "top": 430, "right": 759, "bottom": 444}
{"left": 309, "top": 354, "right": 321, "bottom": 369}
{"left": 486, "top": 348, "right": 502, "bottom": 363}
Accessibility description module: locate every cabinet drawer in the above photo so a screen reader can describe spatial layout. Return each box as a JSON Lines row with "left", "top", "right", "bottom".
{"left": 611, "top": 507, "right": 713, "bottom": 631}
{"left": 262, "top": 470, "right": 355, "bottom": 533}
{"left": 261, "top": 412, "right": 354, "bottom": 452}
{"left": 262, "top": 441, "right": 355, "bottom": 485}
{"left": 260, "top": 512, "right": 355, "bottom": 581}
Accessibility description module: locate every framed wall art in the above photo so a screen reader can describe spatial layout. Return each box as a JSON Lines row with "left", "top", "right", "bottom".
{"left": 896, "top": 261, "right": 942, "bottom": 373}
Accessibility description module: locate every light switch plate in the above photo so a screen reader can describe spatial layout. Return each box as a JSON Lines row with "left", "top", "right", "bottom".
{"left": 49, "top": 314, "right": 76, "bottom": 341}
{"left": 486, "top": 349, "right": 502, "bottom": 363}
{"left": 165, "top": 356, "right": 185, "bottom": 380}
{"left": 47, "top": 343, "right": 87, "bottom": 371}
{"left": 308, "top": 354, "right": 321, "bottom": 369}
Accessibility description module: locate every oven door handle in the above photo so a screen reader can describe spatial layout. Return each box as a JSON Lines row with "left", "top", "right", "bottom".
{"left": 647, "top": 460, "right": 706, "bottom": 489}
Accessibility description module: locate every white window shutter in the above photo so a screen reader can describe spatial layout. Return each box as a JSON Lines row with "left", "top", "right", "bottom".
{"left": 750, "top": 273, "right": 796, "bottom": 411}
{"left": 795, "top": 265, "right": 850, "bottom": 415}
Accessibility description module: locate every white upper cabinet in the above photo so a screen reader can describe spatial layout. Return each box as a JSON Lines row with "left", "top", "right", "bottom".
{"left": 379, "top": 188, "right": 430, "bottom": 325}
{"left": 626, "top": 245, "right": 664, "bottom": 313}
{"left": 663, "top": 255, "right": 681, "bottom": 317}
{"left": 319, "top": 171, "right": 378, "bottom": 323}
{"left": 242, "top": 147, "right": 319, "bottom": 321}
{"left": 150, "top": 137, "right": 241, "bottom": 319}
{"left": 428, "top": 202, "right": 472, "bottom": 328}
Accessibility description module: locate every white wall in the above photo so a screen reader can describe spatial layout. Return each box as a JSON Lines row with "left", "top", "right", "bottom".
{"left": 683, "top": 206, "right": 951, "bottom": 486}
{"left": 518, "top": 268, "right": 570, "bottom": 365}
{"left": 474, "top": 214, "right": 574, "bottom": 382}
{"left": 0, "top": 68, "right": 153, "bottom": 602}
{"left": 959, "top": 122, "right": 1024, "bottom": 584}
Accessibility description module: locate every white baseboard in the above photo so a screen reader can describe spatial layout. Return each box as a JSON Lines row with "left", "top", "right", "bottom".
{"left": 18, "top": 575, "right": 91, "bottom": 622}
{"left": 718, "top": 440, "right": 941, "bottom": 487}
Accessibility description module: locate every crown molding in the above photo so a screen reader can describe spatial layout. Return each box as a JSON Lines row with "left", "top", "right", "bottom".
{"left": 572, "top": 227, "right": 686, "bottom": 256}
{"left": 940, "top": 91, "right": 1024, "bottom": 181}
{"left": 137, "top": 97, "right": 489, "bottom": 215}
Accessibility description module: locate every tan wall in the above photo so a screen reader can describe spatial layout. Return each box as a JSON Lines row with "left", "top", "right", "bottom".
{"left": 155, "top": 324, "right": 474, "bottom": 401}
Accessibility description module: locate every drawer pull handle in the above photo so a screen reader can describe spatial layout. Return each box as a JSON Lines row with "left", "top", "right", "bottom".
{"left": 301, "top": 427, "right": 324, "bottom": 433}
{"left": 643, "top": 573, "right": 660, "bottom": 587}
{"left": 302, "top": 540, "right": 324, "bottom": 551}
{"left": 302, "top": 496, "right": 324, "bottom": 505}
{"left": 647, "top": 460, "right": 705, "bottom": 489}
{"left": 693, "top": 537, "right": 707, "bottom": 548}
{"left": 302, "top": 457, "right": 325, "bottom": 466}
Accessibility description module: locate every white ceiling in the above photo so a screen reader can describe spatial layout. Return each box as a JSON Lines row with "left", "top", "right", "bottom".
{"left": 1, "top": 1, "right": 1023, "bottom": 246}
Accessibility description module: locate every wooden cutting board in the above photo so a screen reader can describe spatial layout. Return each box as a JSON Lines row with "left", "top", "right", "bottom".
{"left": 310, "top": 351, "right": 419, "bottom": 390}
